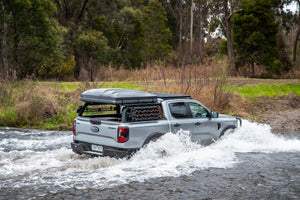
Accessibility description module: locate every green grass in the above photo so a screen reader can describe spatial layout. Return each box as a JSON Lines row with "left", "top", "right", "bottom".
{"left": 101, "top": 81, "right": 141, "bottom": 89}
{"left": 44, "top": 81, "right": 142, "bottom": 90}
{"left": 59, "top": 83, "right": 79, "bottom": 90}
{"left": 226, "top": 84, "right": 300, "bottom": 98}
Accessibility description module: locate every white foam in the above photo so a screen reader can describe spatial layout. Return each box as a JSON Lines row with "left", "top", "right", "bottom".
{"left": 216, "top": 120, "right": 300, "bottom": 153}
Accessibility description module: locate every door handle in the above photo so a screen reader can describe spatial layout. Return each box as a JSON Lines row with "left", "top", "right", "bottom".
{"left": 218, "top": 123, "right": 221, "bottom": 130}
{"left": 195, "top": 122, "right": 202, "bottom": 126}
{"left": 174, "top": 123, "right": 181, "bottom": 127}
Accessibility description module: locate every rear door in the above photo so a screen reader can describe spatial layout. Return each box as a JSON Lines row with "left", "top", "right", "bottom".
{"left": 74, "top": 104, "right": 120, "bottom": 147}
{"left": 75, "top": 117, "right": 119, "bottom": 146}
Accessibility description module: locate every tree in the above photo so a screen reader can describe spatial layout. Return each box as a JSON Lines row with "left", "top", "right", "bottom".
{"left": 233, "top": 0, "right": 282, "bottom": 76}
{"left": 160, "top": 0, "right": 187, "bottom": 47}
{"left": 0, "top": 0, "right": 64, "bottom": 79}
{"left": 76, "top": 30, "right": 109, "bottom": 81}
{"left": 141, "top": 0, "right": 172, "bottom": 66}
{"left": 292, "top": 0, "right": 300, "bottom": 64}
{"left": 53, "top": 0, "right": 90, "bottom": 78}
{"left": 103, "top": 6, "right": 144, "bottom": 68}
{"left": 0, "top": 1, "right": 8, "bottom": 80}
{"left": 223, "top": 0, "right": 235, "bottom": 75}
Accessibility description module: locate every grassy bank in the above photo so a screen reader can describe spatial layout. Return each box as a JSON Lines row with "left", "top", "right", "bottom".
{"left": 0, "top": 71, "right": 299, "bottom": 130}
{"left": 0, "top": 81, "right": 144, "bottom": 130}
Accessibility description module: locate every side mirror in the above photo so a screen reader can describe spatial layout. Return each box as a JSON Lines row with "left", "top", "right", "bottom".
{"left": 211, "top": 111, "right": 219, "bottom": 118}
{"left": 77, "top": 105, "right": 83, "bottom": 113}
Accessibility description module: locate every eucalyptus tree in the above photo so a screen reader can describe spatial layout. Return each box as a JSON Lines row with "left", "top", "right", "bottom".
{"left": 160, "top": 0, "right": 191, "bottom": 47}
{"left": 291, "top": 0, "right": 300, "bottom": 64}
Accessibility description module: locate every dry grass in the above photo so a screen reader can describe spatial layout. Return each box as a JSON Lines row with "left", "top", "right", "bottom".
{"left": 0, "top": 59, "right": 260, "bottom": 129}
{"left": 90, "top": 60, "right": 236, "bottom": 113}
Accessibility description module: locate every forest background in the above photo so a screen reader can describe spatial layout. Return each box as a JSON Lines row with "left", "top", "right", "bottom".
{"left": 0, "top": 0, "right": 299, "bottom": 130}
{"left": 0, "top": 0, "right": 299, "bottom": 81}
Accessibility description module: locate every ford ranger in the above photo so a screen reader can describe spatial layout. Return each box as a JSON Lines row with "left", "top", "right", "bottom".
{"left": 71, "top": 88, "right": 241, "bottom": 158}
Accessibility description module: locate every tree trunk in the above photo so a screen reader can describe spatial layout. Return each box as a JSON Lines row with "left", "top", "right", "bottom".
{"left": 1, "top": 5, "right": 9, "bottom": 80}
{"left": 223, "top": 0, "right": 235, "bottom": 75}
{"left": 75, "top": 0, "right": 89, "bottom": 25}
{"left": 89, "top": 57, "right": 93, "bottom": 82}
{"left": 292, "top": 2, "right": 300, "bottom": 64}
{"left": 179, "top": 1, "right": 183, "bottom": 46}
{"left": 190, "top": 0, "right": 194, "bottom": 55}
{"left": 198, "top": 6, "right": 204, "bottom": 58}
{"left": 251, "top": 62, "right": 255, "bottom": 77}
{"left": 13, "top": 13, "right": 19, "bottom": 81}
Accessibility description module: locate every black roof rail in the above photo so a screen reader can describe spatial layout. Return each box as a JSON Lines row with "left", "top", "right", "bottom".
{"left": 151, "top": 93, "right": 191, "bottom": 100}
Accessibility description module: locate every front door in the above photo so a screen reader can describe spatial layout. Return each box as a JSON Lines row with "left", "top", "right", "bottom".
{"left": 187, "top": 102, "right": 218, "bottom": 145}
{"left": 168, "top": 102, "right": 194, "bottom": 135}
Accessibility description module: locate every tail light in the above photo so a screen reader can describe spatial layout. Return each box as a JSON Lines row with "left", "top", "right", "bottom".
{"left": 118, "top": 126, "right": 129, "bottom": 143}
{"left": 72, "top": 120, "right": 76, "bottom": 135}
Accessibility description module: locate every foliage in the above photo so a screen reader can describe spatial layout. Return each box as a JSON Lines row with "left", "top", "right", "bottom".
{"left": 0, "top": 0, "right": 299, "bottom": 80}
{"left": 0, "top": 0, "right": 64, "bottom": 79}
{"left": 76, "top": 31, "right": 109, "bottom": 64}
{"left": 141, "top": 0, "right": 172, "bottom": 65}
{"left": 219, "top": 39, "right": 228, "bottom": 56}
{"left": 232, "top": 0, "right": 282, "bottom": 76}
{"left": 38, "top": 55, "right": 76, "bottom": 79}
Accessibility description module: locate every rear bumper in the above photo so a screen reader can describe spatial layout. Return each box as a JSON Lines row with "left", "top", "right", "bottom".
{"left": 71, "top": 142, "right": 137, "bottom": 158}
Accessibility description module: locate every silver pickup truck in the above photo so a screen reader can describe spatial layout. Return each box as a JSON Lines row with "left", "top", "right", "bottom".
{"left": 71, "top": 88, "right": 241, "bottom": 158}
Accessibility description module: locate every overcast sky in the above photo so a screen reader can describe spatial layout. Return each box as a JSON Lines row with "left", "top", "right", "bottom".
{"left": 285, "top": 1, "right": 299, "bottom": 13}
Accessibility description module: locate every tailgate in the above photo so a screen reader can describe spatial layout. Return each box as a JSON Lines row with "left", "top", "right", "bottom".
{"left": 74, "top": 117, "right": 119, "bottom": 146}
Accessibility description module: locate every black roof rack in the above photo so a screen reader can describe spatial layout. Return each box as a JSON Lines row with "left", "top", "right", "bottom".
{"left": 151, "top": 93, "right": 191, "bottom": 100}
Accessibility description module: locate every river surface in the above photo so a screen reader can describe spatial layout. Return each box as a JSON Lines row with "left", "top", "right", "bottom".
{"left": 1, "top": 120, "right": 300, "bottom": 200}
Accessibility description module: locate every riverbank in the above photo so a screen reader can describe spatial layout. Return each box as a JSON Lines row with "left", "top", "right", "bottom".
{"left": 249, "top": 94, "right": 300, "bottom": 133}
{"left": 0, "top": 78, "right": 299, "bottom": 132}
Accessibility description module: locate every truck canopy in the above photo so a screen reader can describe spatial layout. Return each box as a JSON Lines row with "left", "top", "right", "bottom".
{"left": 80, "top": 88, "right": 192, "bottom": 104}
{"left": 80, "top": 88, "right": 158, "bottom": 104}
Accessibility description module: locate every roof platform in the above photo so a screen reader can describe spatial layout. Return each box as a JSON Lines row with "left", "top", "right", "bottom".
{"left": 80, "top": 88, "right": 191, "bottom": 104}
{"left": 80, "top": 88, "right": 157, "bottom": 104}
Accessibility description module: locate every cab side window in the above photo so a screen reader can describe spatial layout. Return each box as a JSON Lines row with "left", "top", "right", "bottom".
{"left": 169, "top": 102, "right": 190, "bottom": 118}
{"left": 188, "top": 102, "right": 209, "bottom": 118}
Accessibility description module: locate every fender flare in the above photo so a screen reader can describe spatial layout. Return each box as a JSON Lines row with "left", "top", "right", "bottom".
{"left": 142, "top": 132, "right": 165, "bottom": 147}
{"left": 219, "top": 125, "right": 236, "bottom": 138}
{"left": 236, "top": 117, "right": 242, "bottom": 127}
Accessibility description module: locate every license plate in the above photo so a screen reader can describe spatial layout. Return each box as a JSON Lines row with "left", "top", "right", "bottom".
{"left": 91, "top": 144, "right": 103, "bottom": 152}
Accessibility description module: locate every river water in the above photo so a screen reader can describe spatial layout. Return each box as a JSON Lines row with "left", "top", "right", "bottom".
{"left": 1, "top": 120, "right": 300, "bottom": 200}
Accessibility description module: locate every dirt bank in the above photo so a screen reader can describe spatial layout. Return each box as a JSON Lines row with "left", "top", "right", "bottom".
{"left": 258, "top": 108, "right": 300, "bottom": 133}
{"left": 249, "top": 94, "right": 300, "bottom": 133}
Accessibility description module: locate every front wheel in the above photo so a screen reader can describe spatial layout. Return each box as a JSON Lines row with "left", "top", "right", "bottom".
{"left": 220, "top": 127, "right": 236, "bottom": 138}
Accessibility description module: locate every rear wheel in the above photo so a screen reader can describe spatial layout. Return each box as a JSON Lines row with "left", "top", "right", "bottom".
{"left": 143, "top": 134, "right": 162, "bottom": 147}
